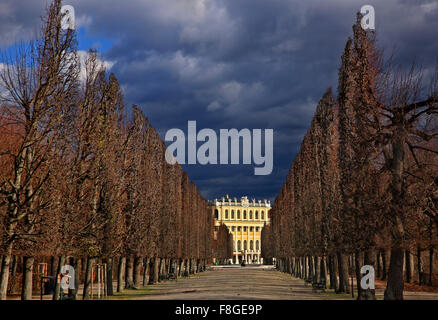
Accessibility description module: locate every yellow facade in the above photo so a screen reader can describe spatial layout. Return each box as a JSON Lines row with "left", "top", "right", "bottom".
{"left": 209, "top": 195, "right": 271, "bottom": 264}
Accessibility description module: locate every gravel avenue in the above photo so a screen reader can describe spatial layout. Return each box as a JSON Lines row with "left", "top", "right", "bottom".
{"left": 125, "top": 266, "right": 438, "bottom": 300}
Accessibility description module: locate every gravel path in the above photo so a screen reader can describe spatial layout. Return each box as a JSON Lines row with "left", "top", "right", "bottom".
{"left": 138, "top": 265, "right": 345, "bottom": 300}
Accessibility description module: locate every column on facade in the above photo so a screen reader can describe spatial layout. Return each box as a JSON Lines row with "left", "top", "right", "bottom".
{"left": 232, "top": 236, "right": 236, "bottom": 264}
{"left": 241, "top": 226, "right": 244, "bottom": 263}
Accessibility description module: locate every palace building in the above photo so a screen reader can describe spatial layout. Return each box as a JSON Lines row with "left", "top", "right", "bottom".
{"left": 209, "top": 195, "right": 271, "bottom": 264}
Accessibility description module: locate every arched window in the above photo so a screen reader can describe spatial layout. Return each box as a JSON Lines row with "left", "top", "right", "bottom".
{"left": 249, "top": 211, "right": 253, "bottom": 219}
{"left": 225, "top": 210, "right": 228, "bottom": 219}
{"left": 250, "top": 240, "right": 254, "bottom": 250}
{"left": 243, "top": 210, "right": 247, "bottom": 219}
{"left": 237, "top": 240, "right": 241, "bottom": 251}
{"left": 256, "top": 240, "right": 259, "bottom": 250}
{"left": 250, "top": 226, "right": 253, "bottom": 232}
{"left": 214, "top": 209, "right": 218, "bottom": 219}
{"left": 255, "top": 211, "right": 258, "bottom": 219}
{"left": 237, "top": 210, "right": 240, "bottom": 219}
{"left": 261, "top": 211, "right": 264, "bottom": 219}
{"left": 243, "top": 240, "right": 247, "bottom": 250}
{"left": 244, "top": 226, "right": 247, "bottom": 232}
{"left": 231, "top": 210, "right": 234, "bottom": 219}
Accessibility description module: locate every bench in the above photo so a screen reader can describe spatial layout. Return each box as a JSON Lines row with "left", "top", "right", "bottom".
{"left": 304, "top": 278, "right": 312, "bottom": 286}
{"left": 159, "top": 272, "right": 177, "bottom": 281}
{"left": 312, "top": 281, "right": 326, "bottom": 293}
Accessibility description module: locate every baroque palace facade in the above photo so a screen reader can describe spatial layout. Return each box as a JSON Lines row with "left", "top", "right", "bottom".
{"left": 209, "top": 195, "right": 271, "bottom": 264}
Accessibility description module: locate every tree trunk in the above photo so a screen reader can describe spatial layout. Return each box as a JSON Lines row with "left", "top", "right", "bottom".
{"left": 384, "top": 247, "right": 404, "bottom": 300}
{"left": 53, "top": 256, "right": 65, "bottom": 300}
{"left": 196, "top": 259, "right": 201, "bottom": 273}
{"left": 191, "top": 259, "right": 196, "bottom": 274}
{"left": 417, "top": 247, "right": 423, "bottom": 285}
{"left": 178, "top": 259, "right": 184, "bottom": 277}
{"left": 405, "top": 250, "right": 412, "bottom": 283}
{"left": 82, "top": 257, "right": 95, "bottom": 300}
{"left": 381, "top": 249, "right": 388, "bottom": 281}
{"left": 49, "top": 256, "right": 56, "bottom": 276}
{"left": 429, "top": 247, "right": 434, "bottom": 286}
{"left": 8, "top": 255, "right": 18, "bottom": 295}
{"left": 185, "top": 259, "right": 190, "bottom": 276}
{"left": 299, "top": 257, "right": 303, "bottom": 278}
{"left": 320, "top": 256, "right": 327, "bottom": 287}
{"left": 148, "top": 258, "right": 159, "bottom": 284}
{"left": 71, "top": 257, "right": 80, "bottom": 299}
{"left": 148, "top": 258, "right": 155, "bottom": 284}
{"left": 302, "top": 256, "right": 306, "bottom": 279}
{"left": 337, "top": 252, "right": 350, "bottom": 293}
{"left": 313, "top": 256, "right": 320, "bottom": 283}
{"left": 154, "top": 258, "right": 160, "bottom": 283}
{"left": 117, "top": 257, "right": 125, "bottom": 292}
{"left": 328, "top": 255, "right": 337, "bottom": 290}
{"left": 104, "top": 257, "right": 114, "bottom": 295}
{"left": 158, "top": 258, "right": 164, "bottom": 281}
{"left": 354, "top": 252, "right": 362, "bottom": 298}
{"left": 21, "top": 256, "right": 34, "bottom": 300}
{"left": 308, "top": 256, "right": 313, "bottom": 280}
{"left": 125, "top": 256, "right": 135, "bottom": 289}
{"left": 143, "top": 258, "right": 150, "bottom": 286}
{"left": 359, "top": 249, "right": 376, "bottom": 300}
{"left": 376, "top": 250, "right": 381, "bottom": 279}
{"left": 0, "top": 248, "right": 12, "bottom": 300}
{"left": 133, "top": 256, "right": 143, "bottom": 287}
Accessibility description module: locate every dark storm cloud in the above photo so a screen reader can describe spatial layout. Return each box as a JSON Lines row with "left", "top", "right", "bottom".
{"left": 2, "top": 0, "right": 438, "bottom": 200}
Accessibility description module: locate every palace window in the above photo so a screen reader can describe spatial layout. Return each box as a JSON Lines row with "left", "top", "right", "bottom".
{"left": 232, "top": 226, "right": 235, "bottom": 231}
{"left": 249, "top": 211, "right": 253, "bottom": 219}
{"left": 238, "top": 226, "right": 241, "bottom": 231}
{"left": 214, "top": 209, "right": 219, "bottom": 219}
{"left": 243, "top": 210, "right": 247, "bottom": 219}
{"left": 250, "top": 240, "right": 254, "bottom": 250}
{"left": 255, "top": 211, "right": 258, "bottom": 219}
{"left": 256, "top": 227, "right": 259, "bottom": 232}
{"left": 256, "top": 240, "right": 260, "bottom": 250}
{"left": 243, "top": 240, "right": 247, "bottom": 250}
{"left": 244, "top": 226, "right": 247, "bottom": 232}
{"left": 250, "top": 226, "right": 253, "bottom": 232}
{"left": 225, "top": 210, "right": 228, "bottom": 219}
{"left": 237, "top": 210, "right": 240, "bottom": 219}
{"left": 237, "top": 240, "right": 241, "bottom": 251}
{"left": 231, "top": 210, "right": 234, "bottom": 219}
{"left": 261, "top": 211, "right": 264, "bottom": 219}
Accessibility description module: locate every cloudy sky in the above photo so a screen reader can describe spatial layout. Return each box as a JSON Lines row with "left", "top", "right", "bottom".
{"left": 1, "top": 0, "right": 437, "bottom": 201}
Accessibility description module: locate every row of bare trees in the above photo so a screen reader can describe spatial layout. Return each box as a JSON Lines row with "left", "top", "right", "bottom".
{"left": 0, "top": 0, "right": 214, "bottom": 300}
{"left": 212, "top": 224, "right": 233, "bottom": 264}
{"left": 262, "top": 14, "right": 438, "bottom": 300}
